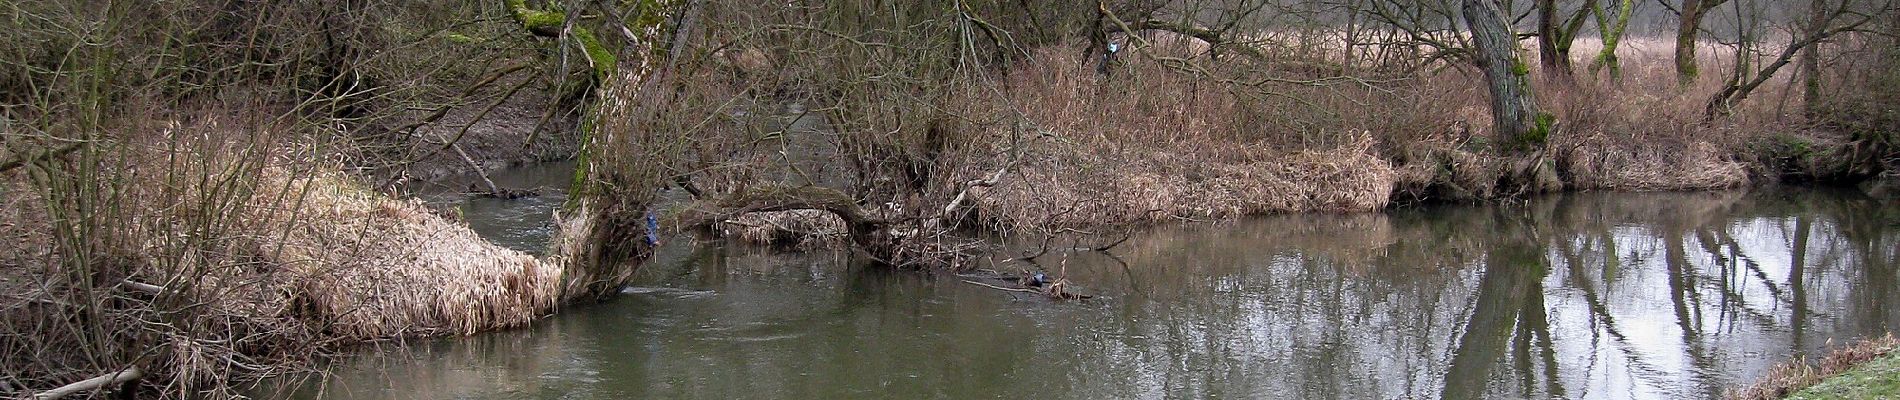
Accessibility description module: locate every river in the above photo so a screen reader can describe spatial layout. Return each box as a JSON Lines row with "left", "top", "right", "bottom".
{"left": 284, "top": 165, "right": 1900, "bottom": 399}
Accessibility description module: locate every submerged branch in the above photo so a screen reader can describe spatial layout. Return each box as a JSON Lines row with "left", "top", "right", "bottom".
{"left": 33, "top": 366, "right": 142, "bottom": 400}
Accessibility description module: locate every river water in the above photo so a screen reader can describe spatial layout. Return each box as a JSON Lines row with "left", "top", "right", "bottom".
{"left": 292, "top": 168, "right": 1900, "bottom": 399}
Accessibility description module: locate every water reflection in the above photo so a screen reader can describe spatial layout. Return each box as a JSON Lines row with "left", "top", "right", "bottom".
{"left": 280, "top": 189, "right": 1900, "bottom": 399}
{"left": 398, "top": 161, "right": 575, "bottom": 253}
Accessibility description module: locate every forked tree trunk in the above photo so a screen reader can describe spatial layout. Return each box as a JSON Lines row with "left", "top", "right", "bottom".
{"left": 1536, "top": 0, "right": 1596, "bottom": 82}
{"left": 1587, "top": 0, "right": 1636, "bottom": 82}
{"left": 1465, "top": 0, "right": 1551, "bottom": 150}
{"left": 1704, "top": 1, "right": 1880, "bottom": 118}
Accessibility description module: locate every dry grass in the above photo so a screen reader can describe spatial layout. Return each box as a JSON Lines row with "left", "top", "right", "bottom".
{"left": 976, "top": 135, "right": 1394, "bottom": 229}
{"left": 1544, "top": 37, "right": 1777, "bottom": 191}
{"left": 253, "top": 172, "right": 563, "bottom": 338}
{"left": 1727, "top": 334, "right": 1900, "bottom": 400}
{"left": 952, "top": 46, "right": 1401, "bottom": 230}
{"left": 0, "top": 117, "right": 572, "bottom": 397}
{"left": 948, "top": 38, "right": 1783, "bottom": 230}
{"left": 721, "top": 210, "right": 848, "bottom": 248}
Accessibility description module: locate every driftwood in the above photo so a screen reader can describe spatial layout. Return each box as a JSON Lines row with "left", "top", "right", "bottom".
{"left": 962, "top": 280, "right": 1042, "bottom": 294}
{"left": 961, "top": 279, "right": 1093, "bottom": 300}
{"left": 936, "top": 165, "right": 1007, "bottom": 228}
{"left": 120, "top": 280, "right": 166, "bottom": 296}
{"left": 34, "top": 366, "right": 141, "bottom": 400}
{"left": 684, "top": 186, "right": 885, "bottom": 236}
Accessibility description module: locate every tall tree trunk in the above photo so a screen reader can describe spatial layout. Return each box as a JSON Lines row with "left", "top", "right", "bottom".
{"left": 1536, "top": 0, "right": 1569, "bottom": 78}
{"left": 1800, "top": 0, "right": 1829, "bottom": 115}
{"left": 503, "top": 0, "right": 678, "bottom": 299}
{"left": 1537, "top": 0, "right": 1597, "bottom": 82}
{"left": 1674, "top": 0, "right": 1721, "bottom": 85}
{"left": 1465, "top": 0, "right": 1551, "bottom": 150}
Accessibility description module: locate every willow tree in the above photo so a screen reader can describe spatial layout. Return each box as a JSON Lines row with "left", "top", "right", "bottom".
{"left": 1464, "top": 0, "right": 1551, "bottom": 150}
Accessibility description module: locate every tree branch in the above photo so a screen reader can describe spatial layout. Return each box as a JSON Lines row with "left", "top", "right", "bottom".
{"left": 33, "top": 366, "right": 141, "bottom": 400}
{"left": 0, "top": 142, "right": 86, "bottom": 173}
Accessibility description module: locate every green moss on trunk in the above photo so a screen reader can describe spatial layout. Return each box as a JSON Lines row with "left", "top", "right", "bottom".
{"left": 502, "top": 0, "right": 617, "bottom": 79}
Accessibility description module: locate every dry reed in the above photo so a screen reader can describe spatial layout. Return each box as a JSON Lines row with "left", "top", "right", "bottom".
{"left": 945, "top": 38, "right": 1783, "bottom": 230}
{"left": 1, "top": 117, "right": 571, "bottom": 397}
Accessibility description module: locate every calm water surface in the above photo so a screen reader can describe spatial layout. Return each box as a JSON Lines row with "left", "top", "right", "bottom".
{"left": 292, "top": 178, "right": 1900, "bottom": 399}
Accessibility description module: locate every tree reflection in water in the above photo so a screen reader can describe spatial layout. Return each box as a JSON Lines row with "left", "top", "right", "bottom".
{"left": 276, "top": 189, "right": 1900, "bottom": 400}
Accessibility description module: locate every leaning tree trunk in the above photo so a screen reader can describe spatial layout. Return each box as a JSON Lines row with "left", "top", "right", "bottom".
{"left": 1465, "top": 0, "right": 1551, "bottom": 151}
{"left": 504, "top": 0, "right": 680, "bottom": 299}
{"left": 1703, "top": 2, "right": 1880, "bottom": 118}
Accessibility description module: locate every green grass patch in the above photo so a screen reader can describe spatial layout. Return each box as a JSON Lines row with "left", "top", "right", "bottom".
{"left": 1788, "top": 353, "right": 1900, "bottom": 400}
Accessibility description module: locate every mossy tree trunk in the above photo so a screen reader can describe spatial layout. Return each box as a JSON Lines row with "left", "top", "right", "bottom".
{"left": 502, "top": 0, "right": 684, "bottom": 299}
{"left": 503, "top": 0, "right": 618, "bottom": 80}
{"left": 1587, "top": 0, "right": 1636, "bottom": 82}
{"left": 1464, "top": 0, "right": 1551, "bottom": 151}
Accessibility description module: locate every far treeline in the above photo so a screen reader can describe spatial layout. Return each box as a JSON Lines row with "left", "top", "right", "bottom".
{"left": 0, "top": 0, "right": 1897, "bottom": 398}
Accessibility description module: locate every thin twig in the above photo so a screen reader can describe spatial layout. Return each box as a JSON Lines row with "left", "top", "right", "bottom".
{"left": 961, "top": 280, "right": 1040, "bottom": 294}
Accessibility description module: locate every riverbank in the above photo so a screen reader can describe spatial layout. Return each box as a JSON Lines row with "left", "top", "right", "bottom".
{"left": 0, "top": 113, "right": 1883, "bottom": 397}
{"left": 1787, "top": 353, "right": 1900, "bottom": 399}
{"left": 959, "top": 44, "right": 1833, "bottom": 229}
{"left": 1730, "top": 335, "right": 1899, "bottom": 399}
{"left": 699, "top": 43, "right": 1867, "bottom": 245}
{"left": 4, "top": 1, "right": 1896, "bottom": 396}
{"left": 0, "top": 119, "right": 599, "bottom": 396}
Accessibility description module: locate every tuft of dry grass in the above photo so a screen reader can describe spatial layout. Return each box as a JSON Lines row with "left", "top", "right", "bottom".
{"left": 977, "top": 134, "right": 1394, "bottom": 229}
{"left": 253, "top": 171, "right": 564, "bottom": 339}
{"left": 1, "top": 116, "right": 574, "bottom": 397}
{"left": 1727, "top": 334, "right": 1900, "bottom": 400}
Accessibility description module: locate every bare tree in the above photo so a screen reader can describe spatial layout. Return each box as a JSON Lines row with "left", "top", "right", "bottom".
{"left": 1800, "top": 0, "right": 1830, "bottom": 115}
{"left": 1704, "top": 0, "right": 1895, "bottom": 117}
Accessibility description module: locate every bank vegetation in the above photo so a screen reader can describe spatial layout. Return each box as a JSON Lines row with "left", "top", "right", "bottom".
{"left": 2, "top": 0, "right": 1898, "bottom": 397}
